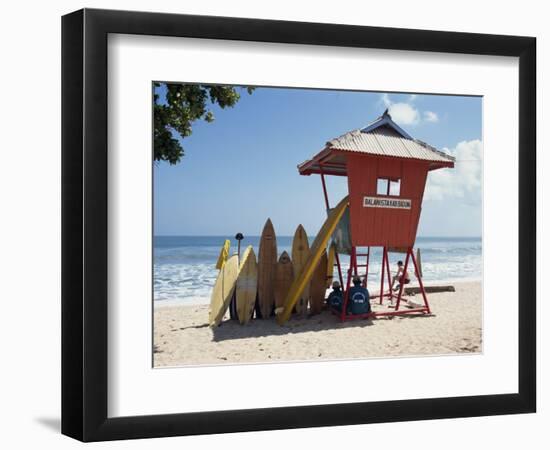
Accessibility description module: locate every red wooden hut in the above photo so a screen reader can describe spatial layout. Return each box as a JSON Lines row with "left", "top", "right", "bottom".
{"left": 298, "top": 110, "right": 455, "bottom": 319}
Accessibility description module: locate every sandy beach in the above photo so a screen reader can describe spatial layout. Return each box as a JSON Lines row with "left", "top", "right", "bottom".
{"left": 153, "top": 280, "right": 481, "bottom": 367}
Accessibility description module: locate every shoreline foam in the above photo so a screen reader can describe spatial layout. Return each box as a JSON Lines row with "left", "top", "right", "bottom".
{"left": 153, "top": 277, "right": 482, "bottom": 308}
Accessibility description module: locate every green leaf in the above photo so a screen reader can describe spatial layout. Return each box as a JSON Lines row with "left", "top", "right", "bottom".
{"left": 153, "top": 83, "right": 254, "bottom": 165}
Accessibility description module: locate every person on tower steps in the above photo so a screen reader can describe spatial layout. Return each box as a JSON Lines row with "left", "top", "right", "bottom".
{"left": 392, "top": 260, "right": 411, "bottom": 293}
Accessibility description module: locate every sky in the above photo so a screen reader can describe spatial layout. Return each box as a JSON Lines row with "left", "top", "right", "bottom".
{"left": 154, "top": 86, "right": 482, "bottom": 237}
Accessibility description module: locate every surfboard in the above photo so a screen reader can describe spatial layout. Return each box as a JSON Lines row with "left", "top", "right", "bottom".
{"left": 292, "top": 224, "right": 310, "bottom": 316}
{"left": 278, "top": 196, "right": 349, "bottom": 325}
{"left": 209, "top": 254, "right": 239, "bottom": 327}
{"left": 326, "top": 242, "right": 336, "bottom": 288}
{"left": 274, "top": 251, "right": 294, "bottom": 311}
{"left": 416, "top": 248, "right": 423, "bottom": 278}
{"left": 309, "top": 250, "right": 328, "bottom": 315}
{"left": 215, "top": 239, "right": 231, "bottom": 270}
{"left": 257, "top": 218, "right": 277, "bottom": 318}
{"left": 236, "top": 246, "right": 258, "bottom": 325}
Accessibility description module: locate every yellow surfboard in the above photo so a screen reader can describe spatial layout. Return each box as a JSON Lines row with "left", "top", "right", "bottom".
{"left": 326, "top": 242, "right": 336, "bottom": 288}
{"left": 215, "top": 239, "right": 231, "bottom": 270}
{"left": 236, "top": 246, "right": 258, "bottom": 325}
{"left": 309, "top": 250, "right": 328, "bottom": 315}
{"left": 291, "top": 224, "right": 310, "bottom": 316}
{"left": 277, "top": 196, "right": 349, "bottom": 325}
{"left": 209, "top": 254, "right": 239, "bottom": 327}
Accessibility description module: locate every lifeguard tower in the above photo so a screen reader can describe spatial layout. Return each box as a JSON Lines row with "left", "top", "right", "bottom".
{"left": 298, "top": 110, "right": 455, "bottom": 320}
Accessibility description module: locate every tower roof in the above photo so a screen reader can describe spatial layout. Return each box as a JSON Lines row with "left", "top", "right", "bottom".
{"left": 298, "top": 111, "right": 455, "bottom": 176}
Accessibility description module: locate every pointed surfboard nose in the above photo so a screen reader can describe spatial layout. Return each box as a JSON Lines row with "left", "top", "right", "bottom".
{"left": 293, "top": 224, "right": 308, "bottom": 244}
{"left": 279, "top": 251, "right": 290, "bottom": 263}
{"left": 241, "top": 245, "right": 256, "bottom": 263}
{"left": 262, "top": 218, "right": 275, "bottom": 237}
{"left": 260, "top": 219, "right": 277, "bottom": 242}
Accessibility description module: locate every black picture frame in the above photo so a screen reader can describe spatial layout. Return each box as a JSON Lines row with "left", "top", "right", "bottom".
{"left": 61, "top": 8, "right": 536, "bottom": 442}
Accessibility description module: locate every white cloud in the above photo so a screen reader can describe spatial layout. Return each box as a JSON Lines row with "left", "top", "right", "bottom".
{"left": 380, "top": 94, "right": 420, "bottom": 125}
{"left": 379, "top": 94, "right": 438, "bottom": 126}
{"left": 423, "top": 111, "right": 439, "bottom": 122}
{"left": 388, "top": 102, "right": 420, "bottom": 125}
{"left": 424, "top": 139, "right": 482, "bottom": 203}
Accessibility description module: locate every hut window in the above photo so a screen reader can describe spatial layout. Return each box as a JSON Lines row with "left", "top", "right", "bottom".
{"left": 376, "top": 177, "right": 401, "bottom": 196}
{"left": 389, "top": 179, "right": 401, "bottom": 196}
{"left": 376, "top": 178, "right": 388, "bottom": 195}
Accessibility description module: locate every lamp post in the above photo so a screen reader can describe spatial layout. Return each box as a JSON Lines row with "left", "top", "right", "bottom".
{"left": 229, "top": 232, "right": 244, "bottom": 321}
{"left": 235, "top": 232, "right": 244, "bottom": 262}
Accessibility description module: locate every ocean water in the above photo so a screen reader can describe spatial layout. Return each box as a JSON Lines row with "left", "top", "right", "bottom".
{"left": 154, "top": 236, "right": 482, "bottom": 305}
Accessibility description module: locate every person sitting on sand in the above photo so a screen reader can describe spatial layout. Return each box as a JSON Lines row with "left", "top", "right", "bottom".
{"left": 327, "top": 281, "right": 344, "bottom": 311}
{"left": 346, "top": 276, "right": 371, "bottom": 315}
{"left": 392, "top": 260, "right": 411, "bottom": 292}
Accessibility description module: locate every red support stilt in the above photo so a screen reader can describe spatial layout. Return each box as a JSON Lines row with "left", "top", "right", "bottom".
{"left": 334, "top": 246, "right": 430, "bottom": 320}
{"left": 362, "top": 247, "right": 370, "bottom": 288}
{"left": 366, "top": 246, "right": 370, "bottom": 282}
{"left": 379, "top": 247, "right": 386, "bottom": 305}
{"left": 410, "top": 249, "right": 430, "bottom": 313}
{"left": 385, "top": 247, "right": 392, "bottom": 301}
{"left": 341, "top": 247, "right": 356, "bottom": 321}
{"left": 318, "top": 162, "right": 330, "bottom": 211}
{"left": 395, "top": 248, "right": 412, "bottom": 311}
